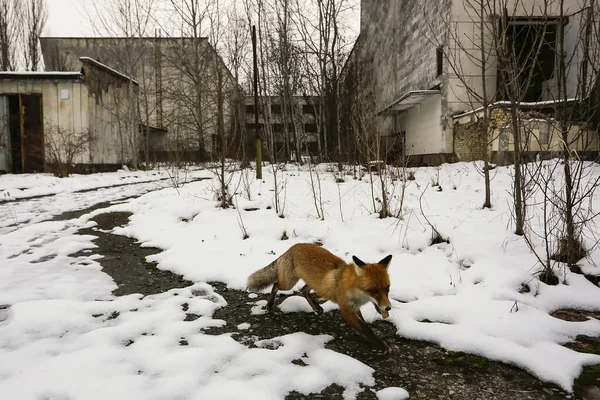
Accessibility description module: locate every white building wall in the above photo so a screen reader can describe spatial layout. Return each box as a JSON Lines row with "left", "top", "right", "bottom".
{"left": 447, "top": 0, "right": 590, "bottom": 112}
{"left": 397, "top": 95, "right": 446, "bottom": 156}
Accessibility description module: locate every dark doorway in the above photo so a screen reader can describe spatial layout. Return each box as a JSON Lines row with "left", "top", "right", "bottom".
{"left": 7, "top": 94, "right": 44, "bottom": 173}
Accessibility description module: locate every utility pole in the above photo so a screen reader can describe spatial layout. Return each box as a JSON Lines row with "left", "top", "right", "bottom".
{"left": 252, "top": 25, "right": 262, "bottom": 179}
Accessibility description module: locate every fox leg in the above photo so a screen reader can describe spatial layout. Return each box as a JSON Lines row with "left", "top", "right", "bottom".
{"left": 266, "top": 282, "right": 279, "bottom": 312}
{"left": 340, "top": 307, "right": 390, "bottom": 354}
{"left": 300, "top": 284, "right": 324, "bottom": 314}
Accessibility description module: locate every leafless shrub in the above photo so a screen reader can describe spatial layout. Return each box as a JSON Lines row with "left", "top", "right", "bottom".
{"left": 44, "top": 126, "right": 92, "bottom": 178}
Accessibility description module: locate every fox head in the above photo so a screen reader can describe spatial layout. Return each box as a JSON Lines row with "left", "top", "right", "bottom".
{"left": 352, "top": 254, "right": 393, "bottom": 319}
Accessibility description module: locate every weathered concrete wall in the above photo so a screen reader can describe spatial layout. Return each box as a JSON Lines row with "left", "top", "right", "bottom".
{"left": 40, "top": 37, "right": 240, "bottom": 160}
{"left": 0, "top": 69, "right": 139, "bottom": 169}
{"left": 83, "top": 63, "right": 138, "bottom": 165}
{"left": 0, "top": 79, "right": 91, "bottom": 165}
{"left": 397, "top": 94, "right": 447, "bottom": 156}
{"left": 447, "top": 0, "right": 590, "bottom": 113}
{"left": 357, "top": 0, "right": 452, "bottom": 156}
{"left": 453, "top": 107, "right": 599, "bottom": 164}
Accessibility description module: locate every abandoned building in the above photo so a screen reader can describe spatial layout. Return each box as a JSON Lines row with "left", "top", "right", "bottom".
{"left": 40, "top": 36, "right": 241, "bottom": 162}
{"left": 342, "top": 0, "right": 600, "bottom": 165}
{"left": 244, "top": 96, "right": 320, "bottom": 161}
{"left": 0, "top": 57, "right": 139, "bottom": 174}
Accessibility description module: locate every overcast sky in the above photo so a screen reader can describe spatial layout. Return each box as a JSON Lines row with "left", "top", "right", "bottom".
{"left": 45, "top": 0, "right": 360, "bottom": 38}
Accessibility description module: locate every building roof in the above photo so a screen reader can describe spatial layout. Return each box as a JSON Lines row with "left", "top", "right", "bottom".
{"left": 0, "top": 57, "right": 137, "bottom": 85}
{"left": 80, "top": 57, "right": 139, "bottom": 85}
{"left": 0, "top": 71, "right": 83, "bottom": 81}
{"left": 378, "top": 90, "right": 441, "bottom": 115}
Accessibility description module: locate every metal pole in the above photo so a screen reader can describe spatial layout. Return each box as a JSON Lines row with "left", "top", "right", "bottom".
{"left": 252, "top": 25, "right": 262, "bottom": 179}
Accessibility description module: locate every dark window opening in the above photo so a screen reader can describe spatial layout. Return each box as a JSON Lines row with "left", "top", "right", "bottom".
{"left": 499, "top": 20, "right": 558, "bottom": 102}
{"left": 245, "top": 104, "right": 255, "bottom": 114}
{"left": 302, "top": 104, "right": 318, "bottom": 114}
{"left": 246, "top": 123, "right": 264, "bottom": 131}
{"left": 304, "top": 123, "right": 318, "bottom": 133}
{"left": 436, "top": 47, "right": 443, "bottom": 77}
{"left": 271, "top": 104, "right": 282, "bottom": 114}
{"left": 272, "top": 123, "right": 283, "bottom": 133}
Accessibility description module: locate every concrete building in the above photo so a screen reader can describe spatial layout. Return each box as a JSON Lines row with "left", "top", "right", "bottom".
{"left": 342, "top": 0, "right": 599, "bottom": 165}
{"left": 244, "top": 95, "right": 320, "bottom": 161}
{"left": 40, "top": 37, "right": 241, "bottom": 162}
{"left": 0, "top": 58, "right": 138, "bottom": 174}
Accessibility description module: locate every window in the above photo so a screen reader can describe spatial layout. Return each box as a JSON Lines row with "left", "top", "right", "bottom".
{"left": 271, "top": 104, "right": 282, "bottom": 114}
{"left": 502, "top": 19, "right": 559, "bottom": 102}
{"left": 303, "top": 104, "right": 318, "bottom": 115}
{"left": 246, "top": 123, "right": 264, "bottom": 131}
{"left": 245, "top": 104, "right": 255, "bottom": 114}
{"left": 304, "top": 123, "right": 318, "bottom": 133}
{"left": 436, "top": 47, "right": 443, "bottom": 77}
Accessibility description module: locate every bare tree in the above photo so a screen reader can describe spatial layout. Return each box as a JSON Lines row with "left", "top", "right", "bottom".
{"left": 0, "top": 0, "right": 20, "bottom": 71}
{"left": 23, "top": 0, "right": 47, "bottom": 71}
{"left": 85, "top": 0, "right": 157, "bottom": 168}
{"left": 293, "top": 0, "right": 354, "bottom": 162}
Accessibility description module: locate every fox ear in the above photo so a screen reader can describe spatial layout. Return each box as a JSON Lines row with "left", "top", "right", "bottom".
{"left": 378, "top": 255, "right": 392, "bottom": 268}
{"left": 352, "top": 255, "right": 366, "bottom": 267}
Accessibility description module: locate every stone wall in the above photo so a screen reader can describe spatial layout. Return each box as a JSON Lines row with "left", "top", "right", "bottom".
{"left": 453, "top": 120, "right": 487, "bottom": 162}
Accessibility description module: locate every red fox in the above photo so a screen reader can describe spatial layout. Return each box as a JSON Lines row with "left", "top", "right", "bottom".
{"left": 247, "top": 243, "right": 393, "bottom": 353}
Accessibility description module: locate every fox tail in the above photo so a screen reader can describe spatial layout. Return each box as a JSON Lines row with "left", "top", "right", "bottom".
{"left": 247, "top": 261, "right": 278, "bottom": 291}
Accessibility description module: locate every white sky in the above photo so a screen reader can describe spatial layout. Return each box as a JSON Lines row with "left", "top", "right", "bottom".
{"left": 45, "top": 0, "right": 360, "bottom": 38}
{"left": 45, "top": 0, "right": 91, "bottom": 36}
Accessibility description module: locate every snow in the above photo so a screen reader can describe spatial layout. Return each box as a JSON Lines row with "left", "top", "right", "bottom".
{"left": 1, "top": 161, "right": 600, "bottom": 398}
{"left": 376, "top": 387, "right": 410, "bottom": 400}
{"left": 0, "top": 167, "right": 211, "bottom": 235}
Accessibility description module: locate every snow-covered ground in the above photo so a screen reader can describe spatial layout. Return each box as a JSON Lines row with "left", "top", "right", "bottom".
{"left": 0, "top": 167, "right": 212, "bottom": 235}
{"left": 1, "top": 161, "right": 600, "bottom": 399}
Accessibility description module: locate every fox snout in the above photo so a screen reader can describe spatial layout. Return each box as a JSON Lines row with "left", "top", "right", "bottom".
{"left": 372, "top": 297, "right": 392, "bottom": 318}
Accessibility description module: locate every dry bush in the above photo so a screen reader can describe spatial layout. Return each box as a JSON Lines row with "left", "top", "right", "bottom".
{"left": 44, "top": 126, "right": 92, "bottom": 177}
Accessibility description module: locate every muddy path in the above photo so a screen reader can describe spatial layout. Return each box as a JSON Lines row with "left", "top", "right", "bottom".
{"left": 73, "top": 208, "right": 600, "bottom": 400}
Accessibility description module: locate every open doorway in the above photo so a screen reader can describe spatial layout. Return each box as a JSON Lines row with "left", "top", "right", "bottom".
{"left": 5, "top": 94, "right": 44, "bottom": 173}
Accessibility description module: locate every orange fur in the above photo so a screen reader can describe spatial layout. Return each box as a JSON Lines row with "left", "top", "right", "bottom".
{"left": 247, "top": 243, "right": 393, "bottom": 352}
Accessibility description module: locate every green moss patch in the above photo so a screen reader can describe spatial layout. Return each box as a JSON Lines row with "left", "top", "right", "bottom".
{"left": 434, "top": 350, "right": 489, "bottom": 372}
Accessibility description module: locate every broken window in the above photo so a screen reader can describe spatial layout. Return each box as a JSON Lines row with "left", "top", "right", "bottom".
{"left": 304, "top": 123, "right": 318, "bottom": 133}
{"left": 499, "top": 17, "right": 560, "bottom": 102}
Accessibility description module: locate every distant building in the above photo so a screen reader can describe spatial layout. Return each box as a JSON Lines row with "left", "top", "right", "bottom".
{"left": 244, "top": 95, "right": 320, "bottom": 161}
{"left": 40, "top": 37, "right": 242, "bottom": 162}
{"left": 341, "top": 0, "right": 600, "bottom": 165}
{"left": 0, "top": 58, "right": 138, "bottom": 174}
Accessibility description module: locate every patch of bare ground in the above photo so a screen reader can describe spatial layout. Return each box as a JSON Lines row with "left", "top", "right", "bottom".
{"left": 71, "top": 208, "right": 600, "bottom": 399}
